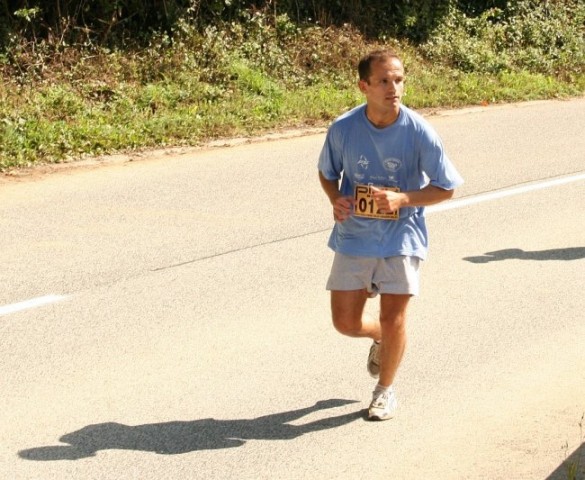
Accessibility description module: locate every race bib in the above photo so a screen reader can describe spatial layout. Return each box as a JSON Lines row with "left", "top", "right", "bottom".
{"left": 353, "top": 184, "right": 400, "bottom": 220}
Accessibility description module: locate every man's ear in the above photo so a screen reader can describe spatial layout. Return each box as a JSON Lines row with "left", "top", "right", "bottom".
{"left": 358, "top": 79, "right": 368, "bottom": 93}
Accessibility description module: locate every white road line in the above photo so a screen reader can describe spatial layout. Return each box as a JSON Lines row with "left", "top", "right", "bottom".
{"left": 428, "top": 173, "right": 585, "bottom": 214}
{"left": 1, "top": 173, "right": 583, "bottom": 317}
{"left": 0, "top": 295, "right": 68, "bottom": 317}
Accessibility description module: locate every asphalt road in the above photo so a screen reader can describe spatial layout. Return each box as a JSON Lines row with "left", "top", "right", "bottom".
{"left": 1, "top": 98, "right": 584, "bottom": 480}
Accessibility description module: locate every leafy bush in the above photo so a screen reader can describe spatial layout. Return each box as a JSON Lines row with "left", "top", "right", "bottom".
{"left": 422, "top": 0, "right": 585, "bottom": 77}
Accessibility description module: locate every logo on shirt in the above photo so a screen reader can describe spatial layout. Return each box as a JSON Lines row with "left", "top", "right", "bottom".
{"left": 354, "top": 173, "right": 365, "bottom": 182}
{"left": 357, "top": 155, "right": 370, "bottom": 170}
{"left": 382, "top": 157, "right": 402, "bottom": 172}
{"left": 370, "top": 176, "right": 386, "bottom": 182}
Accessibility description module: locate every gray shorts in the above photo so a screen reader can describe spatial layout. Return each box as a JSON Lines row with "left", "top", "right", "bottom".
{"left": 326, "top": 253, "right": 420, "bottom": 296}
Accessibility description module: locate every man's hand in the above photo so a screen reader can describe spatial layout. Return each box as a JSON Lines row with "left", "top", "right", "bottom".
{"left": 333, "top": 196, "right": 353, "bottom": 222}
{"left": 318, "top": 172, "right": 354, "bottom": 223}
{"left": 371, "top": 187, "right": 405, "bottom": 214}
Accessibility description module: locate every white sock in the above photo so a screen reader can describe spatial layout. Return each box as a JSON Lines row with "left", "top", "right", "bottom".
{"left": 373, "top": 383, "right": 393, "bottom": 397}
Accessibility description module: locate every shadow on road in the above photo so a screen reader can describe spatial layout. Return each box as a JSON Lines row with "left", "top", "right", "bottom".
{"left": 19, "top": 399, "right": 363, "bottom": 460}
{"left": 546, "top": 441, "right": 584, "bottom": 480}
{"left": 463, "top": 247, "right": 585, "bottom": 264}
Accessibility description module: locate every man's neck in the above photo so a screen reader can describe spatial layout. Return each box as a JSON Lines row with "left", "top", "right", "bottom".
{"left": 365, "top": 106, "right": 400, "bottom": 128}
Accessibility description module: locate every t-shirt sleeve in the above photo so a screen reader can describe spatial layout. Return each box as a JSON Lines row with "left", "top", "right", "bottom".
{"left": 318, "top": 125, "right": 343, "bottom": 180}
{"left": 419, "top": 126, "right": 464, "bottom": 190}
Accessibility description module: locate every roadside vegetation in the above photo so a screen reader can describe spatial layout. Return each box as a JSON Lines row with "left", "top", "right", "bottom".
{"left": 0, "top": 0, "right": 584, "bottom": 170}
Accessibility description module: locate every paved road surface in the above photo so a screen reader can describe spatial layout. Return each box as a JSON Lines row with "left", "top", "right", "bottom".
{"left": 1, "top": 99, "right": 584, "bottom": 479}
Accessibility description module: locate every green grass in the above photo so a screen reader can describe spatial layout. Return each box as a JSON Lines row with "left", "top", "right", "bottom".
{"left": 405, "top": 68, "right": 584, "bottom": 109}
{"left": 2, "top": 64, "right": 581, "bottom": 171}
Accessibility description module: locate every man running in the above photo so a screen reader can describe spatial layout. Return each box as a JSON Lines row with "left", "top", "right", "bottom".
{"left": 318, "top": 49, "right": 464, "bottom": 420}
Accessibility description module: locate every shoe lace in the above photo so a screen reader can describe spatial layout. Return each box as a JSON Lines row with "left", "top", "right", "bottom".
{"left": 372, "top": 391, "right": 389, "bottom": 408}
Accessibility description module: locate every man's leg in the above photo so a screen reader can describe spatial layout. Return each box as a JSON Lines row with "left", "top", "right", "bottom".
{"left": 366, "top": 293, "right": 411, "bottom": 420}
{"left": 377, "top": 293, "right": 411, "bottom": 387}
{"left": 330, "top": 289, "right": 380, "bottom": 340}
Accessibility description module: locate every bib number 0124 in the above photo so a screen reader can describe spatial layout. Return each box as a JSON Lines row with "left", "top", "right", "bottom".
{"left": 353, "top": 184, "right": 400, "bottom": 220}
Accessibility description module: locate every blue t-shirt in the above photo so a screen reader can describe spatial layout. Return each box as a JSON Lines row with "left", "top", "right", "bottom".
{"left": 318, "top": 104, "right": 464, "bottom": 260}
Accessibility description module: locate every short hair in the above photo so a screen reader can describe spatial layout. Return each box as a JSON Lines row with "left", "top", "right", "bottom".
{"left": 358, "top": 50, "right": 402, "bottom": 81}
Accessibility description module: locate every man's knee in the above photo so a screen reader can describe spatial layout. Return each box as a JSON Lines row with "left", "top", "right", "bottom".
{"left": 379, "top": 295, "right": 410, "bottom": 331}
{"left": 330, "top": 289, "right": 368, "bottom": 336}
{"left": 332, "top": 314, "right": 363, "bottom": 336}
{"left": 379, "top": 313, "right": 406, "bottom": 332}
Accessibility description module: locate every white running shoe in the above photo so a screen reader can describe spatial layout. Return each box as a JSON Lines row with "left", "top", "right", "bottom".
{"left": 368, "top": 390, "right": 397, "bottom": 421}
{"left": 367, "top": 341, "right": 381, "bottom": 378}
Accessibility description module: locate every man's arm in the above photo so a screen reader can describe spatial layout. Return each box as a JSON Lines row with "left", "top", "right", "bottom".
{"left": 319, "top": 171, "right": 353, "bottom": 223}
{"left": 371, "top": 184, "right": 454, "bottom": 215}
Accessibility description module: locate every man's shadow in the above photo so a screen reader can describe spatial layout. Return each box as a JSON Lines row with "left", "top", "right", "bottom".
{"left": 463, "top": 247, "right": 585, "bottom": 264}
{"left": 19, "top": 399, "right": 363, "bottom": 461}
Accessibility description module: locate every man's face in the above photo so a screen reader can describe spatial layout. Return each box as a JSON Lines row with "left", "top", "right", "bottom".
{"left": 358, "top": 57, "right": 405, "bottom": 112}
